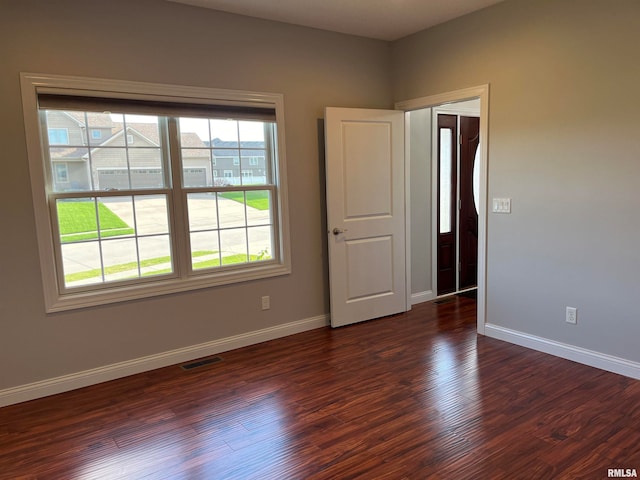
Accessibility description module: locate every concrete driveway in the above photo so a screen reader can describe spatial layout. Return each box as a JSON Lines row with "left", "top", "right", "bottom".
{"left": 61, "top": 193, "right": 273, "bottom": 286}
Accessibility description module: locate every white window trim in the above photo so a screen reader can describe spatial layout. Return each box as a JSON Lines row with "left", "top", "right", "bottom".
{"left": 21, "top": 73, "right": 291, "bottom": 312}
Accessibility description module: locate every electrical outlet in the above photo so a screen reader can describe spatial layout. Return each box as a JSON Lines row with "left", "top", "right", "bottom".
{"left": 566, "top": 306, "right": 577, "bottom": 324}
{"left": 261, "top": 295, "right": 270, "bottom": 311}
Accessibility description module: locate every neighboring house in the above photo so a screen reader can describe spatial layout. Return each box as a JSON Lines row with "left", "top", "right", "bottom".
{"left": 209, "top": 138, "right": 267, "bottom": 185}
{"left": 46, "top": 111, "right": 99, "bottom": 191}
{"left": 45, "top": 111, "right": 267, "bottom": 191}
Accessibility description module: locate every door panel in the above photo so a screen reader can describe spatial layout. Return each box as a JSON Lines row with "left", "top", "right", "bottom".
{"left": 346, "top": 236, "right": 393, "bottom": 300}
{"left": 343, "top": 122, "right": 392, "bottom": 218}
{"left": 325, "top": 107, "right": 406, "bottom": 328}
{"left": 437, "top": 114, "right": 457, "bottom": 295}
{"left": 459, "top": 116, "right": 480, "bottom": 290}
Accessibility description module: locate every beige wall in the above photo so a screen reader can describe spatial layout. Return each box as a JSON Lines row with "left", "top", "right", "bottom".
{"left": 393, "top": 0, "right": 640, "bottom": 361}
{"left": 0, "top": 0, "right": 392, "bottom": 391}
{"left": 408, "top": 108, "right": 432, "bottom": 296}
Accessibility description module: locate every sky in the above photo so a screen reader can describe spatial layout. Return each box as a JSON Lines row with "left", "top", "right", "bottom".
{"left": 179, "top": 117, "right": 266, "bottom": 142}
{"left": 117, "top": 114, "right": 266, "bottom": 142}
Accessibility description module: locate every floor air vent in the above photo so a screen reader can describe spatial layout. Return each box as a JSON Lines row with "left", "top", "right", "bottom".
{"left": 180, "top": 356, "right": 223, "bottom": 371}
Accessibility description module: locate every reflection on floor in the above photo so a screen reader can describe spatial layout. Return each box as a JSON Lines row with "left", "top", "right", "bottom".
{"left": 1, "top": 296, "right": 639, "bottom": 479}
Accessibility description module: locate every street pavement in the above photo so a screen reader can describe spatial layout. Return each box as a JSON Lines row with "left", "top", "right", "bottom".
{"left": 61, "top": 193, "right": 272, "bottom": 287}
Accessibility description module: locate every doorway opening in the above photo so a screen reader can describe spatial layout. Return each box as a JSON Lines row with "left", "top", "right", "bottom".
{"left": 435, "top": 101, "right": 480, "bottom": 296}
{"left": 396, "top": 85, "right": 489, "bottom": 335}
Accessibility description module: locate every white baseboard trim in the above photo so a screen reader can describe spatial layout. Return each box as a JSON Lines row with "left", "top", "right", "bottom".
{"left": 0, "top": 314, "right": 329, "bottom": 408}
{"left": 485, "top": 323, "right": 640, "bottom": 380}
{"left": 411, "top": 290, "right": 435, "bottom": 305}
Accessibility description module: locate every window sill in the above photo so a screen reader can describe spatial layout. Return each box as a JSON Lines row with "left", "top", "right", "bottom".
{"left": 46, "top": 263, "right": 291, "bottom": 313}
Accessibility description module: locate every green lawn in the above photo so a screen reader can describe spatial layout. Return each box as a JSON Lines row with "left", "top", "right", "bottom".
{"left": 57, "top": 201, "right": 134, "bottom": 243}
{"left": 64, "top": 250, "right": 269, "bottom": 284}
{"left": 65, "top": 255, "right": 173, "bottom": 283}
{"left": 193, "top": 253, "right": 266, "bottom": 270}
{"left": 219, "top": 191, "right": 270, "bottom": 210}
{"left": 147, "top": 253, "right": 266, "bottom": 276}
{"left": 64, "top": 250, "right": 215, "bottom": 283}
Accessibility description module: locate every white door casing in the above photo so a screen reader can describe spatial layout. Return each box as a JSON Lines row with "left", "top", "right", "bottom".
{"left": 395, "top": 83, "right": 489, "bottom": 335}
{"left": 325, "top": 107, "right": 407, "bottom": 328}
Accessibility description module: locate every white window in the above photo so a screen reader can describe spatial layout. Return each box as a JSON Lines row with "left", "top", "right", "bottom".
{"left": 48, "top": 128, "right": 69, "bottom": 145}
{"left": 21, "top": 74, "right": 291, "bottom": 312}
{"left": 91, "top": 129, "right": 102, "bottom": 140}
{"left": 249, "top": 157, "right": 259, "bottom": 166}
{"left": 233, "top": 157, "right": 240, "bottom": 166}
{"left": 54, "top": 163, "right": 69, "bottom": 183}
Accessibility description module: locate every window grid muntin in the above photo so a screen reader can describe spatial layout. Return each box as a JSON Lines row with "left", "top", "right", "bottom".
{"left": 51, "top": 191, "right": 176, "bottom": 293}
{"left": 193, "top": 120, "right": 274, "bottom": 189}
{"left": 47, "top": 145, "right": 175, "bottom": 294}
{"left": 25, "top": 75, "right": 289, "bottom": 311}
{"left": 182, "top": 183, "right": 277, "bottom": 275}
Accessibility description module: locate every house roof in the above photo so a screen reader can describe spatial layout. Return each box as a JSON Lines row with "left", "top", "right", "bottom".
{"left": 48, "top": 116, "right": 244, "bottom": 161}
{"left": 67, "top": 111, "right": 115, "bottom": 129}
{"left": 209, "top": 138, "right": 266, "bottom": 157}
{"left": 49, "top": 147, "right": 87, "bottom": 160}
{"left": 210, "top": 138, "right": 265, "bottom": 149}
{"left": 118, "top": 123, "right": 161, "bottom": 144}
{"left": 181, "top": 131, "right": 206, "bottom": 148}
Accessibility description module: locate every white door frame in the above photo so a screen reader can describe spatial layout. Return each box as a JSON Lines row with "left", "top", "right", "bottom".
{"left": 396, "top": 84, "right": 489, "bottom": 335}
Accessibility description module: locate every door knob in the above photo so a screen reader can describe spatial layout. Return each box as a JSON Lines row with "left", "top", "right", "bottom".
{"left": 332, "top": 227, "right": 347, "bottom": 235}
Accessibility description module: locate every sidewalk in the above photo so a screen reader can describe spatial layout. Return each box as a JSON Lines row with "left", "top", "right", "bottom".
{"left": 61, "top": 194, "right": 272, "bottom": 286}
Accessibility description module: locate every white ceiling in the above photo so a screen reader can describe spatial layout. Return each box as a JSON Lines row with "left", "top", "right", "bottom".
{"left": 166, "top": 0, "right": 506, "bottom": 41}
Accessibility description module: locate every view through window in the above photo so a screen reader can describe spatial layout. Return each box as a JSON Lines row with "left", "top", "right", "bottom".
{"left": 21, "top": 74, "right": 290, "bottom": 311}
{"left": 45, "top": 111, "right": 277, "bottom": 290}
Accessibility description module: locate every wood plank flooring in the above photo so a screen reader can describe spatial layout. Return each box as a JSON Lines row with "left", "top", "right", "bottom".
{"left": 1, "top": 296, "right": 640, "bottom": 479}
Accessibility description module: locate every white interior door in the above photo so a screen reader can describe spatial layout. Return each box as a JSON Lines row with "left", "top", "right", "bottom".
{"left": 325, "top": 107, "right": 407, "bottom": 328}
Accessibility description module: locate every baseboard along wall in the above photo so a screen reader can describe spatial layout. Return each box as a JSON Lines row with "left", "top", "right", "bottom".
{"left": 5, "top": 315, "right": 639, "bottom": 408}
{"left": 485, "top": 323, "right": 640, "bottom": 381}
{"left": 411, "top": 290, "right": 435, "bottom": 305}
{"left": 0, "top": 315, "right": 329, "bottom": 408}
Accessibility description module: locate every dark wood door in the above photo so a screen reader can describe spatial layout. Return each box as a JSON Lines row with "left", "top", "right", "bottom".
{"left": 436, "top": 114, "right": 457, "bottom": 295}
{"left": 459, "top": 116, "right": 480, "bottom": 290}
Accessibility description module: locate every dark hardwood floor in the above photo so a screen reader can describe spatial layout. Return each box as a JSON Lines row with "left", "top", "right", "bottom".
{"left": 2, "top": 296, "right": 640, "bottom": 479}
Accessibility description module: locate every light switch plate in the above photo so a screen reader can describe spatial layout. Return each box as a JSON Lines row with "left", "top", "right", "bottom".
{"left": 492, "top": 198, "right": 511, "bottom": 213}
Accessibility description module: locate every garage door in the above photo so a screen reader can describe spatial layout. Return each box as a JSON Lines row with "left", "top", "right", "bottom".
{"left": 183, "top": 168, "right": 207, "bottom": 187}
{"left": 97, "top": 168, "right": 207, "bottom": 189}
